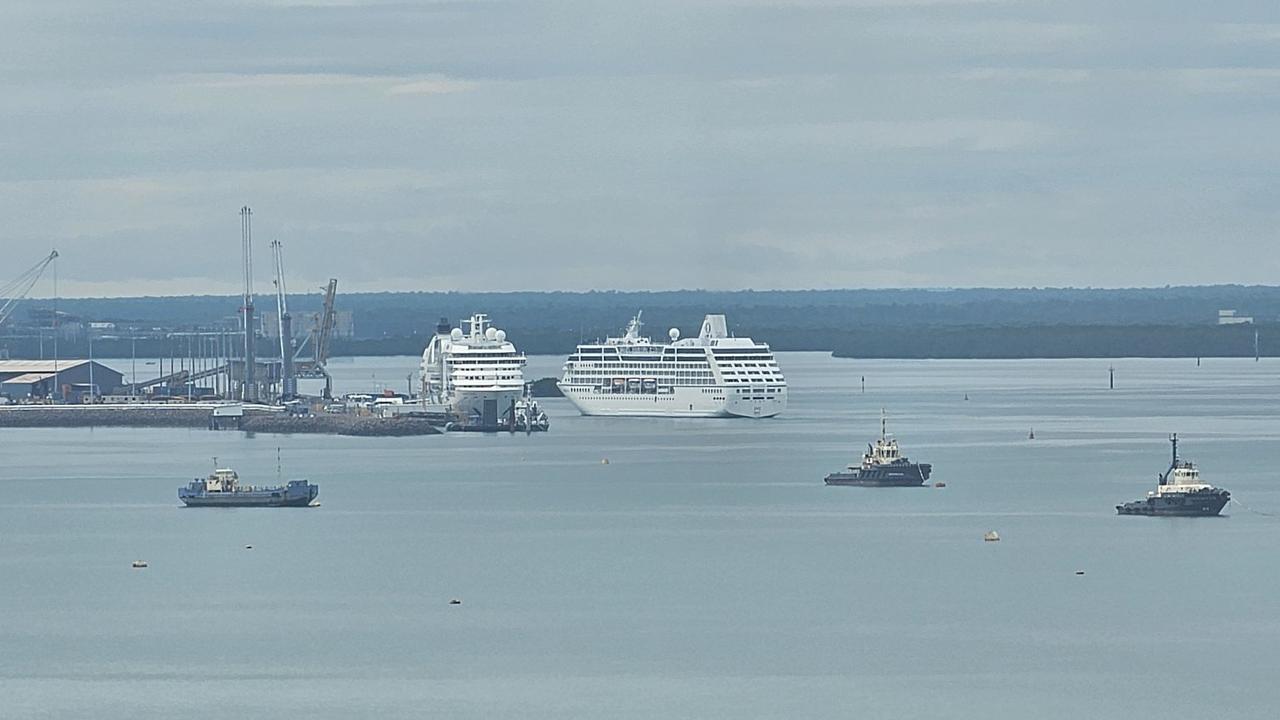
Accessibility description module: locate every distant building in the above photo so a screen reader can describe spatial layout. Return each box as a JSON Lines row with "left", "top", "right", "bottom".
{"left": 334, "top": 310, "right": 355, "bottom": 339}
{"left": 262, "top": 310, "right": 354, "bottom": 339}
{"left": 0, "top": 360, "right": 125, "bottom": 400}
{"left": 1218, "top": 309, "right": 1253, "bottom": 325}
{"left": 23, "top": 308, "right": 84, "bottom": 340}
{"left": 259, "top": 311, "right": 292, "bottom": 340}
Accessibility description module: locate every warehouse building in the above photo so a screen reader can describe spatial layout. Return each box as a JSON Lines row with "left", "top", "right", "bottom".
{"left": 0, "top": 360, "right": 125, "bottom": 401}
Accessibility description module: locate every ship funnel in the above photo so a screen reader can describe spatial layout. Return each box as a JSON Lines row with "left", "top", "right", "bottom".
{"left": 699, "top": 314, "right": 728, "bottom": 340}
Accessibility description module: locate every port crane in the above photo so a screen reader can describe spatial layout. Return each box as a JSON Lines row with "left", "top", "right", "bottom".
{"left": 0, "top": 250, "right": 58, "bottom": 329}
{"left": 269, "top": 239, "right": 296, "bottom": 398}
{"left": 293, "top": 278, "right": 338, "bottom": 398}
{"left": 240, "top": 207, "right": 257, "bottom": 402}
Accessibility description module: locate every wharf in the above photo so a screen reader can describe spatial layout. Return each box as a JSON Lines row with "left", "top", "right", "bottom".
{"left": 0, "top": 404, "right": 440, "bottom": 437}
{"left": 242, "top": 414, "right": 440, "bottom": 436}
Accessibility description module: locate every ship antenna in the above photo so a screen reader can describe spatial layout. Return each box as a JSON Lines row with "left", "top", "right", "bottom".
{"left": 276, "top": 446, "right": 282, "bottom": 482}
{"left": 881, "top": 408, "right": 886, "bottom": 442}
{"left": 1163, "top": 433, "right": 1179, "bottom": 483}
{"left": 212, "top": 456, "right": 217, "bottom": 469}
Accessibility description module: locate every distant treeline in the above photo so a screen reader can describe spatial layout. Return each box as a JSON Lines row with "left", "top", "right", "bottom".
{"left": 2, "top": 323, "right": 1273, "bottom": 360}
{"left": 20, "top": 286, "right": 1280, "bottom": 337}
{"left": 335, "top": 323, "right": 1270, "bottom": 359}
{"left": 4, "top": 288, "right": 1279, "bottom": 359}
{"left": 828, "top": 323, "right": 1274, "bottom": 359}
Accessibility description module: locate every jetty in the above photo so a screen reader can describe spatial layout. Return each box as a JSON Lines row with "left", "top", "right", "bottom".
{"left": 0, "top": 403, "right": 440, "bottom": 437}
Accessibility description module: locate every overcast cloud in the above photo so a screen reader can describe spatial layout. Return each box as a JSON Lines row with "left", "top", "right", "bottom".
{"left": 3, "top": 0, "right": 1279, "bottom": 296}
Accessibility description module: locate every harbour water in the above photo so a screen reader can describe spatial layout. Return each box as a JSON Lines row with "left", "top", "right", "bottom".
{"left": 3, "top": 353, "right": 1280, "bottom": 719}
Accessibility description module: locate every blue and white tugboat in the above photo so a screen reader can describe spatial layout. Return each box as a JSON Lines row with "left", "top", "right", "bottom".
{"left": 1117, "top": 434, "right": 1230, "bottom": 516}
{"left": 825, "top": 410, "right": 932, "bottom": 487}
{"left": 179, "top": 461, "right": 318, "bottom": 508}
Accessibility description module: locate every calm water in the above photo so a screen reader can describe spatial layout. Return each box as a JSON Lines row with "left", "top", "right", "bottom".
{"left": 3, "top": 353, "right": 1279, "bottom": 719}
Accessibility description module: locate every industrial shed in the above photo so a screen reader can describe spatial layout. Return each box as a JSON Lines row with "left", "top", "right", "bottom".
{"left": 0, "top": 360, "right": 124, "bottom": 400}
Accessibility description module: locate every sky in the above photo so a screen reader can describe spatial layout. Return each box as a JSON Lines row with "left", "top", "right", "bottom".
{"left": 3, "top": 0, "right": 1280, "bottom": 297}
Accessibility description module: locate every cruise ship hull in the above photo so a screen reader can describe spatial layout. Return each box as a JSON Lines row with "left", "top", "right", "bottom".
{"left": 451, "top": 388, "right": 524, "bottom": 428}
{"left": 559, "top": 385, "right": 785, "bottom": 418}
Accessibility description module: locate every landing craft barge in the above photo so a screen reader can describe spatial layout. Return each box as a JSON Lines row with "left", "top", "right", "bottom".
{"left": 1116, "top": 435, "right": 1230, "bottom": 516}
{"left": 825, "top": 411, "right": 932, "bottom": 487}
{"left": 179, "top": 467, "right": 318, "bottom": 507}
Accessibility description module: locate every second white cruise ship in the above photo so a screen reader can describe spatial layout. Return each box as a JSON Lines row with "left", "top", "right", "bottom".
{"left": 421, "top": 313, "right": 527, "bottom": 427}
{"left": 558, "top": 313, "right": 786, "bottom": 418}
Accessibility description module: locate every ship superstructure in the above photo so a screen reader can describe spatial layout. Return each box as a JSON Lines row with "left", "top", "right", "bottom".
{"left": 421, "top": 313, "right": 527, "bottom": 428}
{"left": 1116, "top": 434, "right": 1231, "bottom": 516}
{"left": 558, "top": 312, "right": 786, "bottom": 418}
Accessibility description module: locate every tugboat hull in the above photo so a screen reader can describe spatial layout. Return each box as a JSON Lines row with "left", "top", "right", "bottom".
{"left": 825, "top": 463, "right": 932, "bottom": 487}
{"left": 1116, "top": 489, "right": 1230, "bottom": 517}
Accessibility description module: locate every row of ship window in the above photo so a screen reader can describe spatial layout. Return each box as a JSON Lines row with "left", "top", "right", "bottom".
{"left": 568, "top": 366, "right": 711, "bottom": 371}
{"left": 573, "top": 378, "right": 716, "bottom": 386}
{"left": 570, "top": 361, "right": 712, "bottom": 368}
{"left": 573, "top": 356, "right": 778, "bottom": 363}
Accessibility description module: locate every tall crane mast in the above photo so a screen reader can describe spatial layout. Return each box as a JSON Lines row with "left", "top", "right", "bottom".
{"left": 0, "top": 250, "right": 58, "bottom": 329}
{"left": 292, "top": 278, "right": 338, "bottom": 399}
{"left": 270, "top": 239, "right": 296, "bottom": 398}
{"left": 315, "top": 278, "right": 338, "bottom": 368}
{"left": 240, "top": 207, "right": 257, "bottom": 402}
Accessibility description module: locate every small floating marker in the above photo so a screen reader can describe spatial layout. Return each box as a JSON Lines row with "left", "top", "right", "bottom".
{"left": 964, "top": 394, "right": 968, "bottom": 401}
{"left": 934, "top": 482, "right": 946, "bottom": 488}
{"left": 449, "top": 598, "right": 462, "bottom": 605}
{"left": 983, "top": 531, "right": 1000, "bottom": 542}
{"left": 131, "top": 560, "right": 148, "bottom": 568}
{"left": 1028, "top": 428, "right": 1035, "bottom": 440}
{"left": 601, "top": 458, "right": 609, "bottom": 465}
{"left": 1075, "top": 570, "right": 1085, "bottom": 576}
{"left": 244, "top": 545, "right": 253, "bottom": 550}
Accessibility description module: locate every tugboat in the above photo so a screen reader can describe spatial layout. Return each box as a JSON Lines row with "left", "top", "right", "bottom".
{"left": 511, "top": 395, "right": 550, "bottom": 433}
{"left": 179, "top": 461, "right": 318, "bottom": 508}
{"left": 1116, "top": 435, "right": 1230, "bottom": 516}
{"left": 825, "top": 410, "right": 932, "bottom": 487}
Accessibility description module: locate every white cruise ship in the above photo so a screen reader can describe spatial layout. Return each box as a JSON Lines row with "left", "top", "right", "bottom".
{"left": 421, "top": 313, "right": 526, "bottom": 427}
{"left": 558, "top": 313, "right": 786, "bottom": 418}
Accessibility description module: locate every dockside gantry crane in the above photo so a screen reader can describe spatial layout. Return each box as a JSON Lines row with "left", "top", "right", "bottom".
{"left": 293, "top": 278, "right": 338, "bottom": 398}
{"left": 0, "top": 250, "right": 58, "bottom": 329}
{"left": 270, "top": 239, "right": 297, "bottom": 399}
{"left": 240, "top": 207, "right": 258, "bottom": 402}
